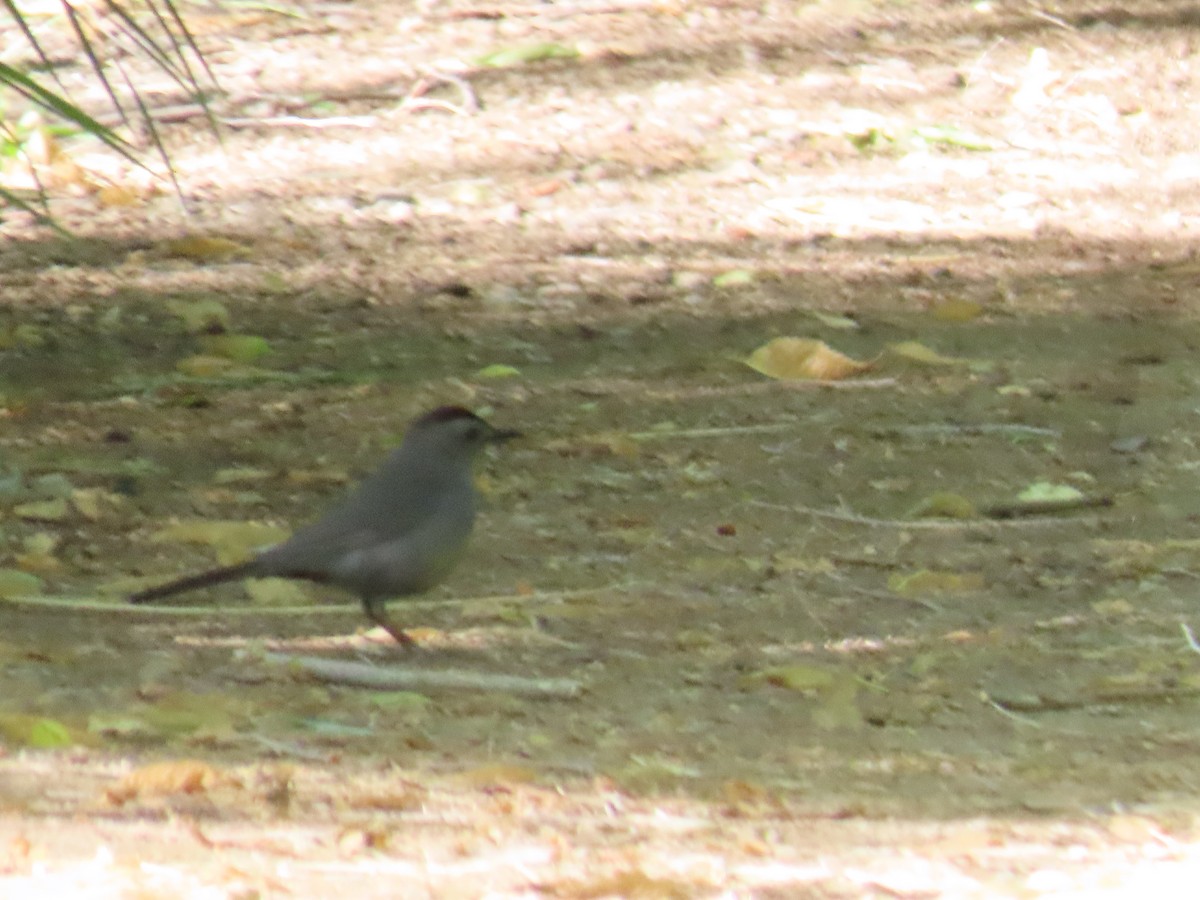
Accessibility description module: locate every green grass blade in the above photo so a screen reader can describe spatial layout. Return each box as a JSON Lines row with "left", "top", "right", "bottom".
{"left": 59, "top": 1, "right": 133, "bottom": 130}
{"left": 113, "top": 58, "right": 185, "bottom": 203}
{"left": 1, "top": 0, "right": 71, "bottom": 95}
{"left": 100, "top": 0, "right": 187, "bottom": 83}
{"left": 151, "top": 0, "right": 222, "bottom": 92}
{"left": 142, "top": 0, "right": 223, "bottom": 140}
{"left": 0, "top": 61, "right": 143, "bottom": 169}
{"left": 0, "top": 187, "right": 72, "bottom": 236}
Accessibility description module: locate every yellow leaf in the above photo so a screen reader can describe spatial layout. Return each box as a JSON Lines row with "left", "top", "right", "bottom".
{"left": 674, "top": 629, "right": 716, "bottom": 650}
{"left": 886, "top": 341, "right": 970, "bottom": 366}
{"left": 176, "top": 355, "right": 235, "bottom": 377}
{"left": 29, "top": 718, "right": 73, "bottom": 748}
{"left": 713, "top": 268, "right": 755, "bottom": 287}
{"left": 72, "top": 487, "right": 121, "bottom": 521}
{"left": 161, "top": 236, "right": 250, "bottom": 261}
{"left": 213, "top": 467, "right": 273, "bottom": 485}
{"left": 552, "top": 871, "right": 693, "bottom": 900}
{"left": 476, "top": 42, "right": 579, "bottom": 67}
{"left": 166, "top": 298, "right": 231, "bottom": 334}
{"left": 930, "top": 298, "right": 984, "bottom": 322}
{"left": 96, "top": 184, "right": 142, "bottom": 207}
{"left": 810, "top": 311, "right": 861, "bottom": 330}
{"left": 758, "top": 664, "right": 838, "bottom": 692}
{"left": 454, "top": 764, "right": 538, "bottom": 787}
{"left": 889, "top": 569, "right": 985, "bottom": 595}
{"left": 0, "top": 569, "right": 45, "bottom": 598}
{"left": 745, "top": 337, "right": 872, "bottom": 381}
{"left": 0, "top": 714, "right": 74, "bottom": 748}
{"left": 20, "top": 126, "right": 58, "bottom": 165}
{"left": 151, "top": 520, "right": 289, "bottom": 561}
{"left": 106, "top": 760, "right": 237, "bottom": 805}
{"left": 476, "top": 364, "right": 521, "bottom": 379}
{"left": 1092, "top": 598, "right": 1134, "bottom": 617}
{"left": 1018, "top": 481, "right": 1084, "bottom": 503}
{"left": 12, "top": 499, "right": 70, "bottom": 522}
{"left": 907, "top": 491, "right": 978, "bottom": 519}
{"left": 13, "top": 551, "right": 62, "bottom": 575}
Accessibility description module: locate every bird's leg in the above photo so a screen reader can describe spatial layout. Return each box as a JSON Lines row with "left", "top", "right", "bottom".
{"left": 363, "top": 601, "right": 418, "bottom": 649}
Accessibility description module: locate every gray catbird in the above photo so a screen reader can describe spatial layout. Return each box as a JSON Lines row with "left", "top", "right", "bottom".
{"left": 129, "top": 406, "right": 519, "bottom": 647}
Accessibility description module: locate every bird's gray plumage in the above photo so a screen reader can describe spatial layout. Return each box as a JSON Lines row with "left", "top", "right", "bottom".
{"left": 129, "top": 406, "right": 518, "bottom": 646}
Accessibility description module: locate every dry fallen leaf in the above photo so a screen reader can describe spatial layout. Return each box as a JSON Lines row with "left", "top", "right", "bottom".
{"left": 161, "top": 236, "right": 251, "bottom": 262}
{"left": 930, "top": 298, "right": 984, "bottom": 322}
{"left": 150, "top": 519, "right": 290, "bottom": 567}
{"left": 12, "top": 499, "right": 70, "bottom": 522}
{"left": 176, "top": 355, "right": 237, "bottom": 377}
{"left": 166, "top": 298, "right": 231, "bottom": 334}
{"left": 105, "top": 759, "right": 239, "bottom": 806}
{"left": 0, "top": 569, "right": 45, "bottom": 598}
{"left": 889, "top": 569, "right": 985, "bottom": 596}
{"left": 454, "top": 764, "right": 538, "bottom": 787}
{"left": 907, "top": 491, "right": 978, "bottom": 519}
{"left": 885, "top": 341, "right": 971, "bottom": 366}
{"left": 745, "top": 337, "right": 872, "bottom": 381}
{"left": 756, "top": 664, "right": 838, "bottom": 692}
{"left": 95, "top": 183, "right": 143, "bottom": 207}
{"left": 547, "top": 870, "right": 696, "bottom": 899}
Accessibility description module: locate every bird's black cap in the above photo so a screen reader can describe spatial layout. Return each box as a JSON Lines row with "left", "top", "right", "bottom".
{"left": 416, "top": 406, "right": 520, "bottom": 441}
{"left": 419, "top": 406, "right": 482, "bottom": 425}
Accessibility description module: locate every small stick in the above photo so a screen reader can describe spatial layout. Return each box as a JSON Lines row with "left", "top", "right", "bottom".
{"left": 982, "top": 496, "right": 1113, "bottom": 519}
{"left": 1181, "top": 623, "right": 1200, "bottom": 655}
{"left": 222, "top": 114, "right": 378, "bottom": 129}
{"left": 263, "top": 653, "right": 583, "bottom": 699}
{"left": 880, "top": 423, "right": 1061, "bottom": 439}
{"left": 402, "top": 69, "right": 479, "bottom": 116}
{"left": 750, "top": 500, "right": 1109, "bottom": 529}
{"left": 983, "top": 695, "right": 1042, "bottom": 727}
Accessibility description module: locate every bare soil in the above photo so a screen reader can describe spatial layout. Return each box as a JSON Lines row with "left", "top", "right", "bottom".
{"left": 5, "top": 0, "right": 1200, "bottom": 895}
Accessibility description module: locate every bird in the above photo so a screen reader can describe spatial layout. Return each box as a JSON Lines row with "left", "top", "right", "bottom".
{"left": 129, "top": 405, "right": 519, "bottom": 647}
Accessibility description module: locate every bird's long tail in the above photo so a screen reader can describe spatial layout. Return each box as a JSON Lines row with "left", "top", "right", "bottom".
{"left": 129, "top": 561, "right": 258, "bottom": 604}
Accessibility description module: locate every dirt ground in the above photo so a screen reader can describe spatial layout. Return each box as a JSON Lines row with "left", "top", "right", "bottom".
{"left": 6, "top": 0, "right": 1200, "bottom": 895}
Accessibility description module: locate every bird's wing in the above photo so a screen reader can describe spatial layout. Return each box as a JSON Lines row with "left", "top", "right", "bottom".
{"left": 254, "top": 519, "right": 384, "bottom": 578}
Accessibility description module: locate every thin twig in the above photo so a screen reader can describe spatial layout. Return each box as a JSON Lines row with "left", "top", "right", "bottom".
{"left": 962, "top": 36, "right": 1005, "bottom": 89}
{"left": 819, "top": 571, "right": 941, "bottom": 612}
{"left": 983, "top": 695, "right": 1043, "bottom": 727}
{"left": 563, "top": 376, "right": 897, "bottom": 403}
{"left": 629, "top": 422, "right": 802, "bottom": 441}
{"left": 1028, "top": 8, "right": 1076, "bottom": 31}
{"left": 879, "top": 423, "right": 1061, "bottom": 439}
{"left": 749, "top": 500, "right": 1102, "bottom": 529}
{"left": 402, "top": 68, "right": 479, "bottom": 115}
{"left": 221, "top": 114, "right": 379, "bottom": 129}
{"left": 263, "top": 652, "right": 583, "bottom": 699}
{"left": 1181, "top": 622, "right": 1200, "bottom": 655}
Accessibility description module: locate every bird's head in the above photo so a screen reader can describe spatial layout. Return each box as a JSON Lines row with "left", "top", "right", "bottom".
{"left": 407, "top": 406, "right": 520, "bottom": 458}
